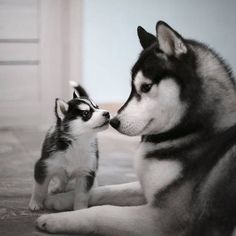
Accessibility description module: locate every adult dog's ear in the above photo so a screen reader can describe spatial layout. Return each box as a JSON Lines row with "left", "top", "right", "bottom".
{"left": 137, "top": 26, "right": 156, "bottom": 49}
{"left": 156, "top": 21, "right": 187, "bottom": 57}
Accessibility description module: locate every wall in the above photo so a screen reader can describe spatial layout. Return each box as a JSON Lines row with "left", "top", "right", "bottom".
{"left": 82, "top": 0, "right": 236, "bottom": 103}
{"left": 0, "top": 0, "right": 83, "bottom": 127}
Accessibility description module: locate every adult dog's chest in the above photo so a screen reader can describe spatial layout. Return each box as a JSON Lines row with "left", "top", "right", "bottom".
{"left": 134, "top": 143, "right": 183, "bottom": 203}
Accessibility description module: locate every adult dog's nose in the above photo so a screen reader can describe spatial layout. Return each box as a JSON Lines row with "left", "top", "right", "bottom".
{"left": 110, "top": 117, "right": 120, "bottom": 129}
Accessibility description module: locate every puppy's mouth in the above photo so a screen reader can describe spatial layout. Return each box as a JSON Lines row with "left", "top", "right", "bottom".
{"left": 93, "top": 120, "right": 110, "bottom": 129}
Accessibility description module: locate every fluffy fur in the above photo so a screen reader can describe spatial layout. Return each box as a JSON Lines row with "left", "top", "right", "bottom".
{"left": 36, "top": 21, "right": 236, "bottom": 236}
{"left": 29, "top": 85, "right": 110, "bottom": 211}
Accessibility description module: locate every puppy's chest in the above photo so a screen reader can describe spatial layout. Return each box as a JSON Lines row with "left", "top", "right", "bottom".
{"left": 49, "top": 140, "right": 97, "bottom": 178}
{"left": 65, "top": 144, "right": 96, "bottom": 176}
{"left": 134, "top": 143, "right": 183, "bottom": 203}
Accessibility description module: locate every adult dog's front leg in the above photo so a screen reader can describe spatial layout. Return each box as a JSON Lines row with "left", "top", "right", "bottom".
{"left": 37, "top": 205, "right": 158, "bottom": 236}
{"left": 89, "top": 181, "right": 146, "bottom": 206}
{"left": 44, "top": 181, "right": 146, "bottom": 211}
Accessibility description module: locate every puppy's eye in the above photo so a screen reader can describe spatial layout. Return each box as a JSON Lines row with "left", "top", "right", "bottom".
{"left": 82, "top": 110, "right": 89, "bottom": 118}
{"left": 140, "top": 83, "right": 153, "bottom": 93}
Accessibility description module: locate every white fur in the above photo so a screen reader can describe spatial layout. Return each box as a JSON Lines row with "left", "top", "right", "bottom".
{"left": 78, "top": 104, "right": 90, "bottom": 111}
{"left": 157, "top": 24, "right": 187, "bottom": 57}
{"left": 135, "top": 143, "right": 183, "bottom": 203}
{"left": 46, "top": 135, "right": 97, "bottom": 179}
{"left": 78, "top": 98, "right": 97, "bottom": 109}
{"left": 44, "top": 182, "right": 146, "bottom": 211}
{"left": 69, "top": 80, "right": 79, "bottom": 87}
{"left": 116, "top": 71, "right": 186, "bottom": 136}
{"left": 29, "top": 103, "right": 109, "bottom": 211}
{"left": 192, "top": 44, "right": 236, "bottom": 130}
{"left": 35, "top": 72, "right": 185, "bottom": 233}
{"left": 69, "top": 109, "right": 109, "bottom": 137}
{"left": 34, "top": 71, "right": 186, "bottom": 232}
{"left": 37, "top": 205, "right": 159, "bottom": 236}
{"left": 56, "top": 99, "right": 68, "bottom": 120}
{"left": 35, "top": 22, "right": 236, "bottom": 236}
{"left": 29, "top": 134, "right": 98, "bottom": 211}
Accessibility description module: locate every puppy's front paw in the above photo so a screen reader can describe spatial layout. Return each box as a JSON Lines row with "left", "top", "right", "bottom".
{"left": 44, "top": 196, "right": 65, "bottom": 211}
{"left": 44, "top": 193, "right": 73, "bottom": 211}
{"left": 37, "top": 214, "right": 61, "bottom": 233}
{"left": 29, "top": 198, "right": 43, "bottom": 211}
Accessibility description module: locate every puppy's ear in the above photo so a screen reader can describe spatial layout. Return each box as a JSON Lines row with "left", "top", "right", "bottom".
{"left": 73, "top": 89, "right": 80, "bottom": 99}
{"left": 69, "top": 81, "right": 89, "bottom": 98}
{"left": 137, "top": 26, "right": 156, "bottom": 49}
{"left": 156, "top": 21, "right": 187, "bottom": 57}
{"left": 55, "top": 98, "right": 68, "bottom": 120}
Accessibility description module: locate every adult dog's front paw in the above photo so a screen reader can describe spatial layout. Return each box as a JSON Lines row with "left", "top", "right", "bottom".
{"left": 37, "top": 214, "right": 62, "bottom": 233}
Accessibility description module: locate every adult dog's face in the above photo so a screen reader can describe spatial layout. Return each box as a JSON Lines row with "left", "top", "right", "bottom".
{"left": 110, "top": 22, "right": 196, "bottom": 136}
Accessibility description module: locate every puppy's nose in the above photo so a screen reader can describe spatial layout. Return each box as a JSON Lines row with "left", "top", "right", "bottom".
{"left": 110, "top": 117, "right": 120, "bottom": 129}
{"left": 103, "top": 112, "right": 110, "bottom": 119}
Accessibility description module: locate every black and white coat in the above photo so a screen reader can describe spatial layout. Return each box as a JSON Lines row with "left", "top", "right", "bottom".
{"left": 29, "top": 86, "right": 110, "bottom": 211}
{"left": 37, "top": 22, "right": 236, "bottom": 236}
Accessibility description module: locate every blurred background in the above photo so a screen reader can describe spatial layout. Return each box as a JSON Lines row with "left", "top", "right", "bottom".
{"left": 0, "top": 1, "right": 236, "bottom": 235}
{"left": 0, "top": 0, "right": 236, "bottom": 127}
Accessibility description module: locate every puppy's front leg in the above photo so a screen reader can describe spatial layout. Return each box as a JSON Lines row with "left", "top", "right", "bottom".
{"left": 29, "top": 177, "right": 51, "bottom": 211}
{"left": 37, "top": 205, "right": 159, "bottom": 236}
{"left": 49, "top": 171, "right": 68, "bottom": 194}
{"left": 73, "top": 173, "right": 95, "bottom": 210}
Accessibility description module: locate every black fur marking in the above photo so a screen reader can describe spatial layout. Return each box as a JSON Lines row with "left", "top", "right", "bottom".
{"left": 142, "top": 122, "right": 203, "bottom": 144}
{"left": 73, "top": 85, "right": 99, "bottom": 109}
{"left": 137, "top": 26, "right": 156, "bottom": 49}
{"left": 85, "top": 171, "right": 95, "bottom": 192}
{"left": 95, "top": 139, "right": 99, "bottom": 169}
{"left": 40, "top": 127, "right": 72, "bottom": 161}
{"left": 154, "top": 178, "right": 184, "bottom": 208}
{"left": 151, "top": 124, "right": 236, "bottom": 235}
{"left": 64, "top": 99, "right": 95, "bottom": 122}
{"left": 73, "top": 85, "right": 89, "bottom": 98}
{"left": 34, "top": 159, "right": 47, "bottom": 184}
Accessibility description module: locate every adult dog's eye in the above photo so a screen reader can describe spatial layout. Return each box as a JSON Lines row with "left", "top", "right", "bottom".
{"left": 140, "top": 83, "right": 153, "bottom": 93}
{"left": 82, "top": 110, "right": 89, "bottom": 118}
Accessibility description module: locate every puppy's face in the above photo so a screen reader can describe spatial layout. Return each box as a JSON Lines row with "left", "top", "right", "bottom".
{"left": 56, "top": 97, "right": 110, "bottom": 136}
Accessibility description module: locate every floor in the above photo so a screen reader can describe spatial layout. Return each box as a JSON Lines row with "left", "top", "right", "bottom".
{"left": 0, "top": 126, "right": 139, "bottom": 236}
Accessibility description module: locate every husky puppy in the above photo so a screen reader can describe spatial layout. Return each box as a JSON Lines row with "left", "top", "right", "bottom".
{"left": 37, "top": 21, "right": 236, "bottom": 236}
{"left": 29, "top": 85, "right": 110, "bottom": 211}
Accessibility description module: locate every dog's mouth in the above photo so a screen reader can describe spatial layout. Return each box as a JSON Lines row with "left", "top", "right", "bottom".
{"left": 140, "top": 118, "right": 154, "bottom": 134}
{"left": 93, "top": 120, "right": 110, "bottom": 129}
{"left": 114, "top": 118, "right": 154, "bottom": 136}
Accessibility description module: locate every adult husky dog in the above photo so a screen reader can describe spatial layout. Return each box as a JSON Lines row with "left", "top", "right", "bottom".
{"left": 37, "top": 21, "right": 236, "bottom": 236}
